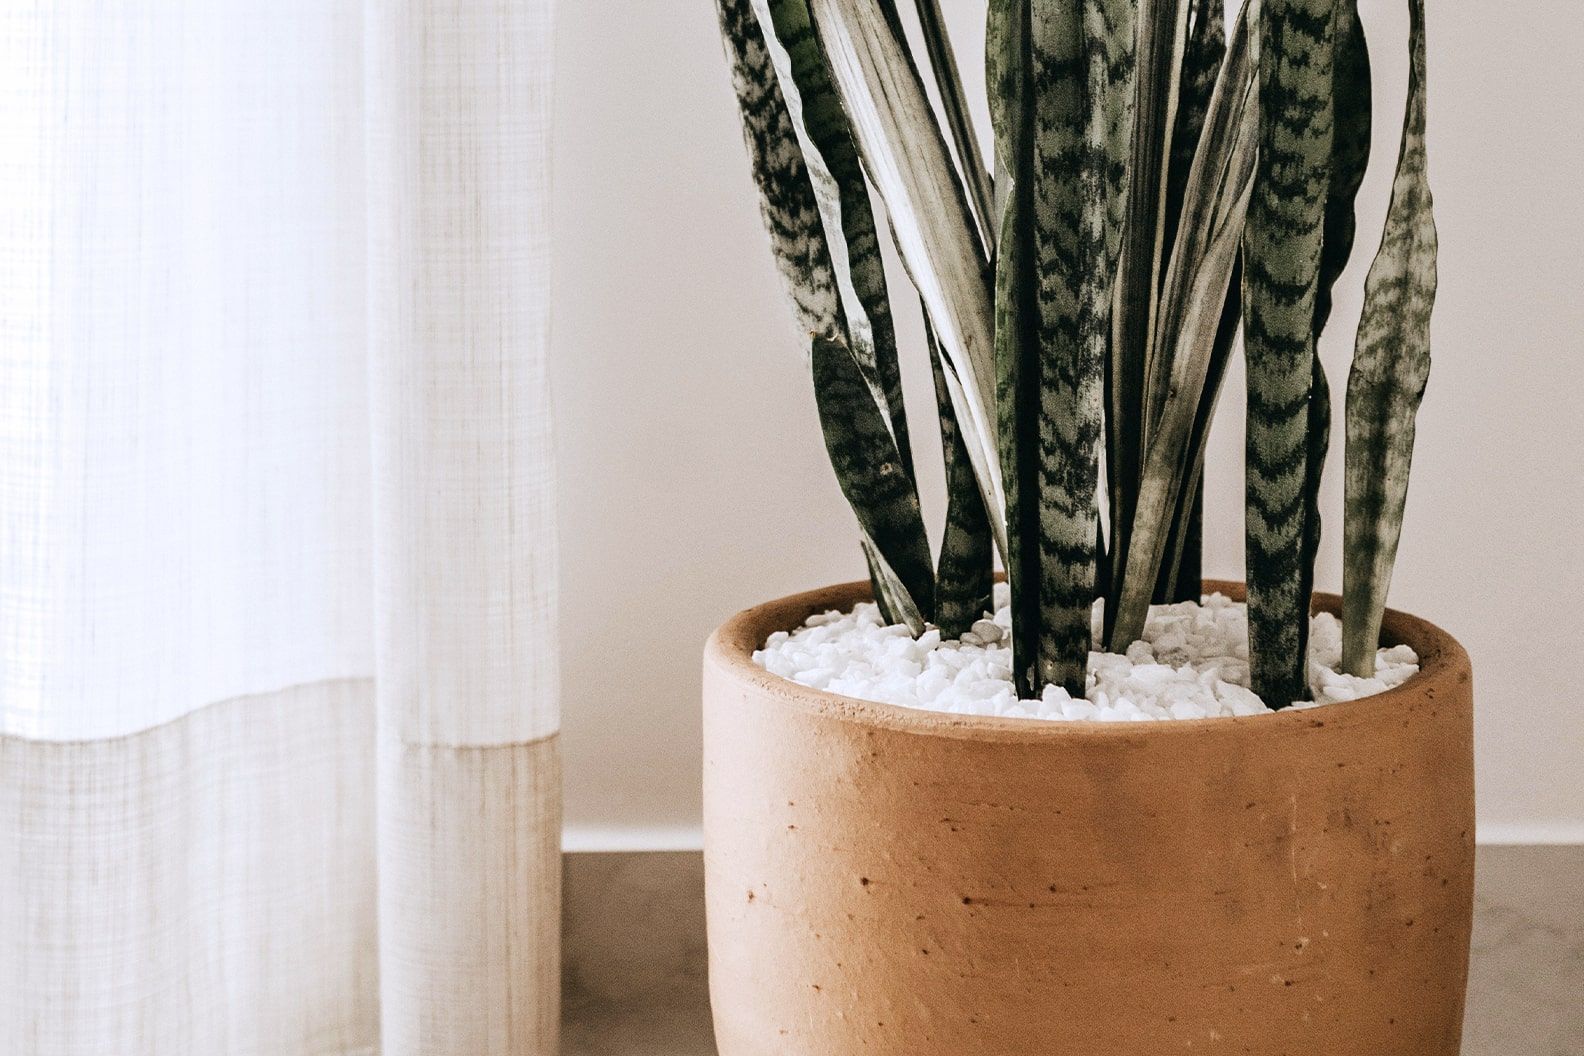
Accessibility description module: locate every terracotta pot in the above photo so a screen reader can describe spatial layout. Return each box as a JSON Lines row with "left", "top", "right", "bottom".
{"left": 703, "top": 579, "right": 1474, "bottom": 1056}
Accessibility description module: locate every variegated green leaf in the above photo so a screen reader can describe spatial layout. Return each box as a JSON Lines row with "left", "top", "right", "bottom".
{"left": 1297, "top": 1, "right": 1370, "bottom": 634}
{"left": 1242, "top": 0, "right": 1337, "bottom": 707}
{"left": 812, "top": 335, "right": 936, "bottom": 629}
{"left": 718, "top": 0, "right": 931, "bottom": 624}
{"left": 987, "top": 0, "right": 1041, "bottom": 695}
{"left": 717, "top": 0, "right": 843, "bottom": 342}
{"left": 913, "top": 0, "right": 996, "bottom": 244}
{"left": 1156, "top": 0, "right": 1227, "bottom": 605}
{"left": 1315, "top": 0, "right": 1371, "bottom": 337}
{"left": 1107, "top": 0, "right": 1187, "bottom": 630}
{"left": 1029, "top": 0, "right": 1136, "bottom": 694}
{"left": 930, "top": 325, "right": 994, "bottom": 637}
{"left": 1342, "top": 0, "right": 1436, "bottom": 675}
{"left": 1160, "top": 272, "right": 1240, "bottom": 599}
{"left": 1161, "top": 0, "right": 1227, "bottom": 275}
{"left": 759, "top": 0, "right": 913, "bottom": 474}
{"left": 1111, "top": 10, "right": 1255, "bottom": 648}
{"left": 809, "top": 0, "right": 1009, "bottom": 557}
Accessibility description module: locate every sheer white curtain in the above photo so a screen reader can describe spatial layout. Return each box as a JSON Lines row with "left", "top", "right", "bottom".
{"left": 0, "top": 2, "right": 560, "bottom": 1053}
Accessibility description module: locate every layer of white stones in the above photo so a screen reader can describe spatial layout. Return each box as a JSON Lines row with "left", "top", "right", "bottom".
{"left": 755, "top": 586, "right": 1418, "bottom": 721}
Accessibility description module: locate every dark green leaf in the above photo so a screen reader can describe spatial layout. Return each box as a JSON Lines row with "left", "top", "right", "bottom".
{"left": 1298, "top": 2, "right": 1370, "bottom": 621}
{"left": 810, "top": 0, "right": 1008, "bottom": 554}
{"left": 930, "top": 326, "right": 994, "bottom": 636}
{"left": 717, "top": 0, "right": 843, "bottom": 342}
{"left": 813, "top": 335, "right": 936, "bottom": 629}
{"left": 719, "top": 0, "right": 930, "bottom": 622}
{"left": 913, "top": 0, "right": 996, "bottom": 245}
{"left": 762, "top": 0, "right": 914, "bottom": 476}
{"left": 987, "top": 0, "right": 1041, "bottom": 696}
{"left": 1342, "top": 0, "right": 1436, "bottom": 674}
{"left": 1108, "top": 0, "right": 1188, "bottom": 637}
{"left": 1242, "top": 0, "right": 1338, "bottom": 707}
{"left": 1030, "top": 0, "right": 1136, "bottom": 694}
{"left": 1109, "top": 6, "right": 1253, "bottom": 650}
{"left": 1315, "top": 0, "right": 1371, "bottom": 338}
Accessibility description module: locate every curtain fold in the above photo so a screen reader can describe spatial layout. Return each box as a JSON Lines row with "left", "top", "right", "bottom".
{"left": 0, "top": 1, "right": 560, "bottom": 1052}
{"left": 365, "top": 0, "right": 561, "bottom": 1050}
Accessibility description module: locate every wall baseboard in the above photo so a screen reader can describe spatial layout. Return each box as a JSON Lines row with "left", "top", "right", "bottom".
{"left": 563, "top": 824, "right": 703, "bottom": 853}
{"left": 562, "top": 821, "right": 1584, "bottom": 854}
{"left": 1472, "top": 821, "right": 1584, "bottom": 845}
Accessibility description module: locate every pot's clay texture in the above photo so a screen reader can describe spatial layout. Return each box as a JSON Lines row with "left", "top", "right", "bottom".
{"left": 703, "top": 580, "right": 1474, "bottom": 1056}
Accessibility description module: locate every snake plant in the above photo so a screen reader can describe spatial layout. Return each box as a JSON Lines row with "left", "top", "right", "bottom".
{"left": 718, "top": 0, "right": 1438, "bottom": 705}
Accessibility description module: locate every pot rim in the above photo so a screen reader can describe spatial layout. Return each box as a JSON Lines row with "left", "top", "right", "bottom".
{"left": 705, "top": 578, "right": 1470, "bottom": 743}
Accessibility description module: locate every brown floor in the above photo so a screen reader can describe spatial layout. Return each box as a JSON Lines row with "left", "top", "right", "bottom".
{"left": 562, "top": 845, "right": 1584, "bottom": 1055}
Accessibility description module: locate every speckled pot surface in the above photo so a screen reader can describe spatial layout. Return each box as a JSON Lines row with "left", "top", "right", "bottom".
{"left": 702, "top": 580, "right": 1474, "bottom": 1056}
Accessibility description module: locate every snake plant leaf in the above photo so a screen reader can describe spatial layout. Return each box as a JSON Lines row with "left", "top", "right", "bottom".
{"left": 717, "top": 0, "right": 844, "bottom": 343}
{"left": 812, "top": 335, "right": 936, "bottom": 629}
{"left": 808, "top": 0, "right": 1008, "bottom": 559}
{"left": 1153, "top": 0, "right": 1226, "bottom": 604}
{"left": 1115, "top": 111, "right": 1256, "bottom": 648}
{"left": 1028, "top": 0, "right": 1136, "bottom": 694}
{"left": 1110, "top": 11, "right": 1255, "bottom": 648}
{"left": 719, "top": 0, "right": 930, "bottom": 623}
{"left": 1342, "top": 0, "right": 1436, "bottom": 675}
{"left": 1315, "top": 0, "right": 1371, "bottom": 338}
{"left": 1242, "top": 0, "right": 1338, "bottom": 707}
{"left": 930, "top": 325, "right": 995, "bottom": 637}
{"left": 987, "top": 0, "right": 1041, "bottom": 695}
{"left": 1107, "top": 0, "right": 1188, "bottom": 626}
{"left": 1161, "top": 0, "right": 1227, "bottom": 281}
{"left": 1145, "top": 2, "right": 1247, "bottom": 440}
{"left": 1114, "top": 215, "right": 1249, "bottom": 647}
{"left": 1299, "top": 354, "right": 1331, "bottom": 633}
{"left": 913, "top": 0, "right": 996, "bottom": 245}
{"left": 861, "top": 536, "right": 927, "bottom": 629}
{"left": 1166, "top": 473, "right": 1205, "bottom": 599}
{"left": 1160, "top": 269, "right": 1240, "bottom": 599}
{"left": 757, "top": 0, "right": 914, "bottom": 476}
{"left": 1294, "top": 0, "right": 1371, "bottom": 659}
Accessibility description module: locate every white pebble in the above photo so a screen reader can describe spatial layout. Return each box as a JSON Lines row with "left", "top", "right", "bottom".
{"left": 971, "top": 619, "right": 1004, "bottom": 643}
{"left": 752, "top": 593, "right": 1418, "bottom": 723}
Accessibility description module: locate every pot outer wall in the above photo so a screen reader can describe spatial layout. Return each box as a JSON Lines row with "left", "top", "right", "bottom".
{"left": 702, "top": 580, "right": 1475, "bottom": 1056}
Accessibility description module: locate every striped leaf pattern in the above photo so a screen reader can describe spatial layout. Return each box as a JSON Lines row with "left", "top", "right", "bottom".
{"left": 1027, "top": 0, "right": 1136, "bottom": 694}
{"left": 719, "top": 0, "right": 1434, "bottom": 701}
{"left": 930, "top": 326, "right": 995, "bottom": 637}
{"left": 719, "top": 0, "right": 931, "bottom": 626}
{"left": 1107, "top": 0, "right": 1187, "bottom": 630}
{"left": 1342, "top": 0, "right": 1436, "bottom": 674}
{"left": 1242, "top": 0, "right": 1337, "bottom": 707}
{"left": 1109, "top": 7, "right": 1255, "bottom": 648}
{"left": 1295, "top": 1, "right": 1371, "bottom": 643}
{"left": 1155, "top": 0, "right": 1227, "bottom": 605}
{"left": 762, "top": 0, "right": 913, "bottom": 471}
{"left": 812, "top": 336, "right": 936, "bottom": 626}
{"left": 809, "top": 0, "right": 1009, "bottom": 556}
{"left": 717, "top": 0, "right": 843, "bottom": 342}
{"left": 913, "top": 0, "right": 996, "bottom": 243}
{"left": 987, "top": 0, "right": 1041, "bottom": 695}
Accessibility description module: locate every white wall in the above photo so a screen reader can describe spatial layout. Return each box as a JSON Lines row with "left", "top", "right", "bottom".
{"left": 553, "top": 1, "right": 1584, "bottom": 848}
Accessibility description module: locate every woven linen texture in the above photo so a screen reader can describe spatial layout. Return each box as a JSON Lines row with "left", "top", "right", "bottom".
{"left": 0, "top": 1, "right": 560, "bottom": 1053}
